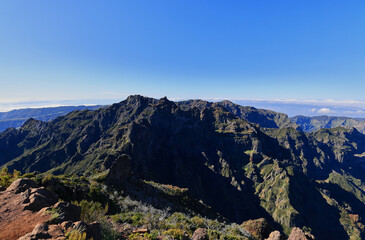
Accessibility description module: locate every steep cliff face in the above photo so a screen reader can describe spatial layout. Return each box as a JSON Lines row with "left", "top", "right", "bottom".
{"left": 1, "top": 95, "right": 365, "bottom": 239}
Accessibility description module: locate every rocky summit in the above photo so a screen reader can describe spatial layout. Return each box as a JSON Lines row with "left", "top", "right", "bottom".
{"left": 1, "top": 95, "right": 365, "bottom": 239}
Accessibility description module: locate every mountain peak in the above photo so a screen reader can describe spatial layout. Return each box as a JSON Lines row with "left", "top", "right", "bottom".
{"left": 155, "top": 96, "right": 177, "bottom": 110}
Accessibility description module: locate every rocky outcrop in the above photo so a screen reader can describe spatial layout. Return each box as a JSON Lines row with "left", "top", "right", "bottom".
{"left": 241, "top": 218, "right": 272, "bottom": 239}
{"left": 17, "top": 220, "right": 102, "bottom": 240}
{"left": 0, "top": 179, "right": 104, "bottom": 240}
{"left": 18, "top": 223, "right": 58, "bottom": 240}
{"left": 5, "top": 178, "right": 59, "bottom": 212}
{"left": 6, "top": 178, "right": 39, "bottom": 193}
{"left": 39, "top": 201, "right": 81, "bottom": 224}
{"left": 18, "top": 221, "right": 102, "bottom": 240}
{"left": 53, "top": 201, "right": 81, "bottom": 222}
{"left": 265, "top": 230, "right": 282, "bottom": 240}
{"left": 0, "top": 186, "right": 50, "bottom": 240}
{"left": 23, "top": 187, "right": 59, "bottom": 211}
{"left": 192, "top": 228, "right": 209, "bottom": 240}
{"left": 288, "top": 227, "right": 315, "bottom": 240}
{"left": 105, "top": 154, "right": 131, "bottom": 186}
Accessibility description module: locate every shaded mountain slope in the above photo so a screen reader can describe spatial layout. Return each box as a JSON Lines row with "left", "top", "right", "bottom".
{"left": 1, "top": 95, "right": 365, "bottom": 239}
{"left": 178, "top": 99, "right": 299, "bottom": 129}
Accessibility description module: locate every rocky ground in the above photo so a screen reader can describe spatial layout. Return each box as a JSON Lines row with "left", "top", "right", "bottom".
{"left": 0, "top": 185, "right": 50, "bottom": 239}
{"left": 0, "top": 178, "right": 316, "bottom": 240}
{"left": 0, "top": 179, "right": 102, "bottom": 240}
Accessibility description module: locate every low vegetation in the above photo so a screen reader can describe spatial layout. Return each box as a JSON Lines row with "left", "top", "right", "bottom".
{"left": 0, "top": 167, "right": 21, "bottom": 188}
{"left": 4, "top": 171, "right": 254, "bottom": 239}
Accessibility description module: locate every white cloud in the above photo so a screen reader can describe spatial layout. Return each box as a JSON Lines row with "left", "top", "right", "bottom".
{"left": 317, "top": 108, "right": 333, "bottom": 114}
{"left": 343, "top": 109, "right": 365, "bottom": 115}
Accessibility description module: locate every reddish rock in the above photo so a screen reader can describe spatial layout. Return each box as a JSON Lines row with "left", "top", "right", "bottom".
{"left": 6, "top": 179, "right": 38, "bottom": 193}
{"left": 18, "top": 223, "right": 51, "bottom": 240}
{"left": 192, "top": 228, "right": 209, "bottom": 240}
{"left": 288, "top": 227, "right": 315, "bottom": 240}
{"left": 0, "top": 189, "right": 50, "bottom": 240}
{"left": 60, "top": 221, "right": 73, "bottom": 231}
{"left": 349, "top": 214, "right": 360, "bottom": 223}
{"left": 23, "top": 187, "right": 59, "bottom": 212}
{"left": 265, "top": 230, "right": 282, "bottom": 240}
{"left": 48, "top": 224, "right": 65, "bottom": 238}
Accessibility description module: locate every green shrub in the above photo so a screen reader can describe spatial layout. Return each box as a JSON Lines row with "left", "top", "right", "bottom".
{"left": 220, "top": 234, "right": 243, "bottom": 240}
{"left": 100, "top": 221, "right": 120, "bottom": 240}
{"left": 112, "top": 212, "right": 145, "bottom": 226}
{"left": 163, "top": 229, "right": 189, "bottom": 240}
{"left": 46, "top": 207, "right": 62, "bottom": 223}
{"left": 129, "top": 232, "right": 158, "bottom": 240}
{"left": 0, "top": 167, "right": 21, "bottom": 188}
{"left": 208, "top": 229, "right": 221, "bottom": 239}
{"left": 42, "top": 174, "right": 58, "bottom": 186}
{"left": 66, "top": 230, "right": 91, "bottom": 240}
{"left": 145, "top": 230, "right": 159, "bottom": 240}
{"left": 207, "top": 219, "right": 223, "bottom": 231}
{"left": 73, "top": 200, "right": 108, "bottom": 223}
{"left": 166, "top": 212, "right": 191, "bottom": 231}
{"left": 190, "top": 216, "right": 206, "bottom": 230}
{"left": 22, "top": 172, "right": 37, "bottom": 178}
{"left": 88, "top": 184, "right": 107, "bottom": 203}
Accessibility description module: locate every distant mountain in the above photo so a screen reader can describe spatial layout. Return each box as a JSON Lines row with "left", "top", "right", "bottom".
{"left": 291, "top": 115, "right": 365, "bottom": 133}
{"left": 0, "top": 105, "right": 103, "bottom": 132}
{"left": 2, "top": 95, "right": 365, "bottom": 239}
{"left": 178, "top": 99, "right": 299, "bottom": 129}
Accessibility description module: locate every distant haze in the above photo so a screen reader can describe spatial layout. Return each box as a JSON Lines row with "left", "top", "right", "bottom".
{"left": 228, "top": 99, "right": 365, "bottom": 118}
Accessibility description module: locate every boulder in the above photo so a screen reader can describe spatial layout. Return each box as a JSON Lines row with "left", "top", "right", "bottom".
{"left": 241, "top": 218, "right": 272, "bottom": 239}
{"left": 18, "top": 223, "right": 51, "bottom": 240}
{"left": 52, "top": 201, "right": 81, "bottom": 222}
{"left": 86, "top": 221, "right": 102, "bottom": 240}
{"left": 47, "top": 224, "right": 64, "bottom": 238}
{"left": 192, "top": 228, "right": 209, "bottom": 240}
{"left": 265, "top": 230, "right": 282, "bottom": 240}
{"left": 105, "top": 154, "right": 131, "bottom": 186}
{"left": 288, "top": 227, "right": 315, "bottom": 240}
{"left": 18, "top": 222, "right": 67, "bottom": 240}
{"left": 23, "top": 187, "right": 59, "bottom": 211}
{"left": 60, "top": 221, "right": 73, "bottom": 231}
{"left": 6, "top": 179, "right": 38, "bottom": 193}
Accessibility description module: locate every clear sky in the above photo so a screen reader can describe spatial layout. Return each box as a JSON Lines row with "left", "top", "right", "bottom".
{"left": 1, "top": 1, "right": 365, "bottom": 116}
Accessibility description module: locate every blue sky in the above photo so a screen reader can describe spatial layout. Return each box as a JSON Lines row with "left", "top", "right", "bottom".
{"left": 1, "top": 1, "right": 365, "bottom": 116}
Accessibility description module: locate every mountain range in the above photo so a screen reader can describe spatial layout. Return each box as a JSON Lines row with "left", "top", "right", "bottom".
{"left": 291, "top": 115, "right": 365, "bottom": 134}
{"left": 3, "top": 103, "right": 365, "bottom": 135}
{"left": 2, "top": 95, "right": 365, "bottom": 239}
{"left": 0, "top": 105, "right": 103, "bottom": 132}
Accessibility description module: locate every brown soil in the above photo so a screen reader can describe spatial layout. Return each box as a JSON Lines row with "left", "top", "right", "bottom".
{"left": 0, "top": 190, "right": 50, "bottom": 240}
